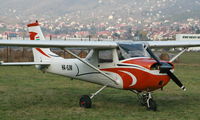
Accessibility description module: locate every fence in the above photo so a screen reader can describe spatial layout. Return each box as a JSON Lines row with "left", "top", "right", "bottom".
{"left": 0, "top": 36, "right": 97, "bottom": 62}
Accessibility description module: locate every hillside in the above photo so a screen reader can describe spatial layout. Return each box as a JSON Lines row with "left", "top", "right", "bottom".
{"left": 0, "top": 0, "right": 200, "bottom": 23}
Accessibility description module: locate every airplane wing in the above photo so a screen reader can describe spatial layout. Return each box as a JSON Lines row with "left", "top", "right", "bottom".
{"left": 0, "top": 40, "right": 200, "bottom": 49}
{"left": 146, "top": 40, "right": 200, "bottom": 48}
{"left": 0, "top": 40, "right": 118, "bottom": 49}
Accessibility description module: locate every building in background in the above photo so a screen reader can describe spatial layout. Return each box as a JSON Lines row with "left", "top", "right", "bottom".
{"left": 176, "top": 34, "right": 200, "bottom": 51}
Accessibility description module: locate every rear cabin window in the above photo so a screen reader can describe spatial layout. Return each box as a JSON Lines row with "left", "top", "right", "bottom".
{"left": 98, "top": 50, "right": 113, "bottom": 63}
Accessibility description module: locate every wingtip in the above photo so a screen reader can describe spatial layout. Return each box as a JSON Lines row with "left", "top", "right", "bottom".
{"left": 0, "top": 61, "right": 4, "bottom": 65}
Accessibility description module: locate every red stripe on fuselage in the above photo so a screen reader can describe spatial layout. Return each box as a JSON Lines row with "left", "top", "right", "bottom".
{"left": 122, "top": 58, "right": 174, "bottom": 69}
{"left": 101, "top": 68, "right": 170, "bottom": 91}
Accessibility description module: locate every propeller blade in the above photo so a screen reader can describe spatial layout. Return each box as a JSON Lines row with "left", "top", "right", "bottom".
{"left": 146, "top": 47, "right": 161, "bottom": 65}
{"left": 146, "top": 47, "right": 186, "bottom": 91}
{"left": 167, "top": 71, "right": 186, "bottom": 91}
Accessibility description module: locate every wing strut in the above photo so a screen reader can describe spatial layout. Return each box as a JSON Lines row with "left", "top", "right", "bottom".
{"left": 62, "top": 48, "right": 119, "bottom": 85}
{"left": 169, "top": 48, "right": 187, "bottom": 62}
{"left": 90, "top": 85, "right": 107, "bottom": 99}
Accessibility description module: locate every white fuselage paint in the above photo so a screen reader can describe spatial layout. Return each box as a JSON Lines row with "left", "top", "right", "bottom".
{"left": 45, "top": 58, "right": 123, "bottom": 89}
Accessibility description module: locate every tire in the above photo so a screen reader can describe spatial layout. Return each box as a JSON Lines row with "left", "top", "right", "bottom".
{"left": 147, "top": 98, "right": 157, "bottom": 111}
{"left": 79, "top": 95, "right": 92, "bottom": 108}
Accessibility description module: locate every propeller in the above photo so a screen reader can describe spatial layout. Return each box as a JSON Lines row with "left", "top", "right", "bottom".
{"left": 146, "top": 47, "right": 186, "bottom": 91}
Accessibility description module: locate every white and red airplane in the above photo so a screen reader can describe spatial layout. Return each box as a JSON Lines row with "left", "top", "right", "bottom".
{"left": 0, "top": 21, "right": 200, "bottom": 111}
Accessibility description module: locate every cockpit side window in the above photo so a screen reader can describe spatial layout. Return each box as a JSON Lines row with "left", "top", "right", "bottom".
{"left": 98, "top": 49, "right": 113, "bottom": 63}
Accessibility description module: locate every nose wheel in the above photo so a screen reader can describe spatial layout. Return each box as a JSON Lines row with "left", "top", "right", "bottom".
{"left": 139, "top": 92, "right": 157, "bottom": 111}
{"left": 132, "top": 90, "right": 157, "bottom": 111}
{"left": 147, "top": 98, "right": 157, "bottom": 111}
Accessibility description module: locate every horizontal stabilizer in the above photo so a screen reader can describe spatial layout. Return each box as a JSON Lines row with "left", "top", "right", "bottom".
{"left": 0, "top": 61, "right": 50, "bottom": 66}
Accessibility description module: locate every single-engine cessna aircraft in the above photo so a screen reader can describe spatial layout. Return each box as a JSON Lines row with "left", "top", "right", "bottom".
{"left": 0, "top": 21, "right": 200, "bottom": 111}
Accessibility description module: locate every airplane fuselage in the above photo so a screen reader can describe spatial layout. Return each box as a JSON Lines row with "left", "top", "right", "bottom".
{"left": 44, "top": 57, "right": 171, "bottom": 92}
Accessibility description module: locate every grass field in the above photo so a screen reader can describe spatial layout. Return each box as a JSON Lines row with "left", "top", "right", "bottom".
{"left": 0, "top": 52, "right": 199, "bottom": 120}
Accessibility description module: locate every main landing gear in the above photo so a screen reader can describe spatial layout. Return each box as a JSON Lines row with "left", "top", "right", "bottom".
{"left": 132, "top": 90, "right": 157, "bottom": 111}
{"left": 79, "top": 86, "right": 157, "bottom": 111}
{"left": 79, "top": 95, "right": 92, "bottom": 108}
{"left": 79, "top": 85, "right": 107, "bottom": 108}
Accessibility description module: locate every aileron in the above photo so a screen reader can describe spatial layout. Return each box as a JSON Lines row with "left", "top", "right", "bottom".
{"left": 146, "top": 40, "right": 200, "bottom": 48}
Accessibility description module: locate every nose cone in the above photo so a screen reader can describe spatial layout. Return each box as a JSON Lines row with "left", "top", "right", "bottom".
{"left": 159, "top": 62, "right": 173, "bottom": 73}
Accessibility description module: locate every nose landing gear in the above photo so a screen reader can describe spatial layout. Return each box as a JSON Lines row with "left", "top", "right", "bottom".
{"left": 145, "top": 93, "right": 157, "bottom": 111}
{"left": 132, "top": 90, "right": 157, "bottom": 111}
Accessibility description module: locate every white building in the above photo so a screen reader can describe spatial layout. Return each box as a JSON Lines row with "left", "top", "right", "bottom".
{"left": 176, "top": 34, "right": 200, "bottom": 40}
{"left": 176, "top": 34, "right": 200, "bottom": 51}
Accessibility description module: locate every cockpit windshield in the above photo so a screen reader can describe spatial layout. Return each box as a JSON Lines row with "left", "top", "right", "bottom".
{"left": 118, "top": 43, "right": 149, "bottom": 60}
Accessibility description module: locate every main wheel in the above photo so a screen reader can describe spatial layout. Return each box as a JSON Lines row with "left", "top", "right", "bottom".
{"left": 146, "top": 98, "right": 157, "bottom": 111}
{"left": 79, "top": 95, "right": 92, "bottom": 108}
